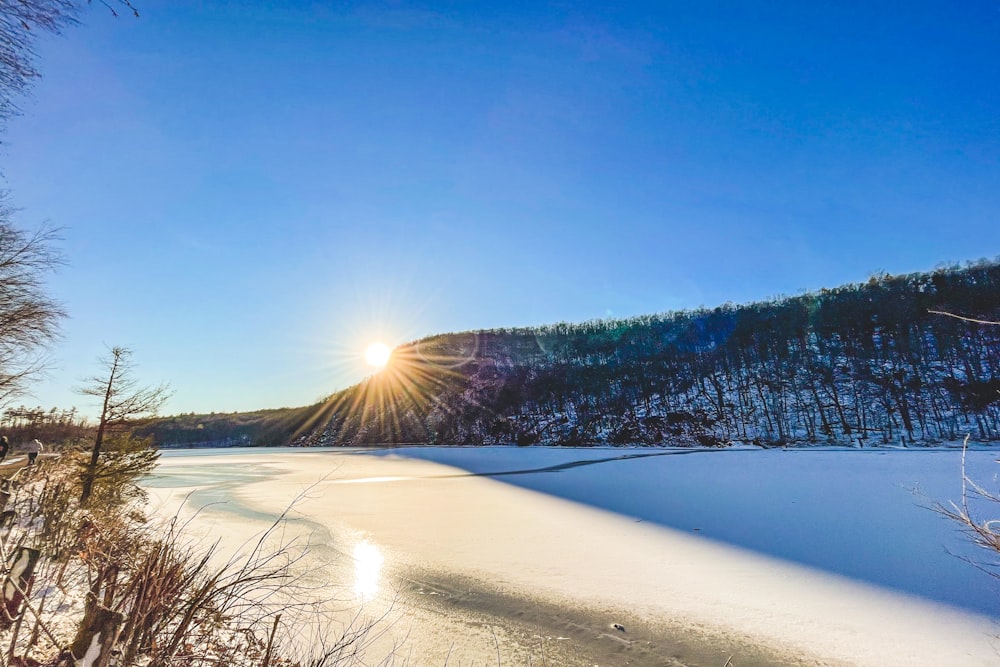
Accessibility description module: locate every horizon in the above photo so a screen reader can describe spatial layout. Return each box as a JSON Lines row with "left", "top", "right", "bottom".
{"left": 8, "top": 254, "right": 991, "bottom": 424}
{"left": 4, "top": 1, "right": 999, "bottom": 419}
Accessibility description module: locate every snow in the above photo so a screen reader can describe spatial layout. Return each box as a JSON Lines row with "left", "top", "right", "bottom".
{"left": 370, "top": 445, "right": 1000, "bottom": 616}
{"left": 146, "top": 446, "right": 1000, "bottom": 665}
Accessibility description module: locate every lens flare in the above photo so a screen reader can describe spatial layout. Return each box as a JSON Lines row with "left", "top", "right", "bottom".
{"left": 364, "top": 342, "right": 392, "bottom": 369}
{"left": 290, "top": 332, "right": 485, "bottom": 446}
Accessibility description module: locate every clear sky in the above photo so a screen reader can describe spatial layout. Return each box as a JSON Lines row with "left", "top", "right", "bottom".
{"left": 3, "top": 1, "right": 999, "bottom": 418}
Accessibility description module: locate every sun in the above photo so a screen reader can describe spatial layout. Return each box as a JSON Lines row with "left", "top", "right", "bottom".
{"left": 364, "top": 342, "right": 392, "bottom": 369}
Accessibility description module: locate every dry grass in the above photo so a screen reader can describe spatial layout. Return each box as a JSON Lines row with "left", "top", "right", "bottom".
{"left": 0, "top": 453, "right": 393, "bottom": 666}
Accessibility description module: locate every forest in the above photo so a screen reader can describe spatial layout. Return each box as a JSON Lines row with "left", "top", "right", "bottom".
{"left": 136, "top": 260, "right": 1000, "bottom": 449}
{"left": 310, "top": 260, "right": 1000, "bottom": 448}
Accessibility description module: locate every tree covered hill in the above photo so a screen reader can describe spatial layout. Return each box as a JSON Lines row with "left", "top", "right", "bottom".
{"left": 142, "top": 260, "right": 1000, "bottom": 448}
{"left": 132, "top": 406, "right": 321, "bottom": 448}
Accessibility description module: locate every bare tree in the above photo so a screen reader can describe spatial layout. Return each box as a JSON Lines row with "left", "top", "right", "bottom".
{"left": 1, "top": 0, "right": 141, "bottom": 404}
{"left": 78, "top": 345, "right": 170, "bottom": 504}
{"left": 0, "top": 202, "right": 64, "bottom": 406}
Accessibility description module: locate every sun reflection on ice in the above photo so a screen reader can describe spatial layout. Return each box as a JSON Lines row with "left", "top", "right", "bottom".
{"left": 353, "top": 540, "right": 384, "bottom": 602}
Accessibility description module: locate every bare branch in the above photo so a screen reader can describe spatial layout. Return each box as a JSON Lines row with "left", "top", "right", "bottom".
{"left": 0, "top": 201, "right": 64, "bottom": 405}
{"left": 928, "top": 310, "right": 1000, "bottom": 326}
{"left": 0, "top": 1, "right": 140, "bottom": 128}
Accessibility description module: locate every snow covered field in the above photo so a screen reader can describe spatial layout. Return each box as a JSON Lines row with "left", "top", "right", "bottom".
{"left": 145, "top": 446, "right": 1000, "bottom": 666}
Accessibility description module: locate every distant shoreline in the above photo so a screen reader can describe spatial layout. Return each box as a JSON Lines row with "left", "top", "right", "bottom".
{"left": 155, "top": 439, "right": 1000, "bottom": 453}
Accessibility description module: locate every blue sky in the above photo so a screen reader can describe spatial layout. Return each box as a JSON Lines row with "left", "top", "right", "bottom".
{"left": 3, "top": 1, "right": 999, "bottom": 418}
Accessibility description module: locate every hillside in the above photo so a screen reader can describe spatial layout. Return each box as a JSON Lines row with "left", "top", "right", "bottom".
{"left": 141, "top": 260, "right": 1000, "bottom": 448}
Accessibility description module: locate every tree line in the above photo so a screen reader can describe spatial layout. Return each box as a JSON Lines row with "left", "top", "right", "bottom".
{"left": 0, "top": 406, "right": 89, "bottom": 444}
{"left": 292, "top": 260, "right": 1000, "bottom": 448}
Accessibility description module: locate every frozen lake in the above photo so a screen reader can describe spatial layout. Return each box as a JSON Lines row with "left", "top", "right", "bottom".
{"left": 144, "top": 446, "right": 1000, "bottom": 666}
{"left": 368, "top": 445, "right": 1000, "bottom": 615}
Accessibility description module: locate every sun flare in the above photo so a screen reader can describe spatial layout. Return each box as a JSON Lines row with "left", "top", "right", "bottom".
{"left": 364, "top": 342, "right": 392, "bottom": 369}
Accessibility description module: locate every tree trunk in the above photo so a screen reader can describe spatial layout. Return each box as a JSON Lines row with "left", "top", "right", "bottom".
{"left": 62, "top": 596, "right": 125, "bottom": 667}
{"left": 80, "top": 350, "right": 121, "bottom": 505}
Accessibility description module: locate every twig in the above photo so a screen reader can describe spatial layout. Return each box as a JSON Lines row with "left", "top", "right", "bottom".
{"left": 489, "top": 624, "right": 500, "bottom": 667}
{"left": 262, "top": 613, "right": 281, "bottom": 667}
{"left": 6, "top": 577, "right": 31, "bottom": 663}
{"left": 928, "top": 310, "right": 1000, "bottom": 326}
{"left": 935, "top": 434, "right": 1000, "bottom": 578}
{"left": 960, "top": 433, "right": 971, "bottom": 518}
{"left": 4, "top": 573, "right": 63, "bottom": 650}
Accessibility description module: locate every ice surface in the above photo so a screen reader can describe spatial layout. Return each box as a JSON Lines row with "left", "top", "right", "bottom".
{"left": 370, "top": 445, "right": 1000, "bottom": 616}
{"left": 147, "top": 446, "right": 1000, "bottom": 665}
